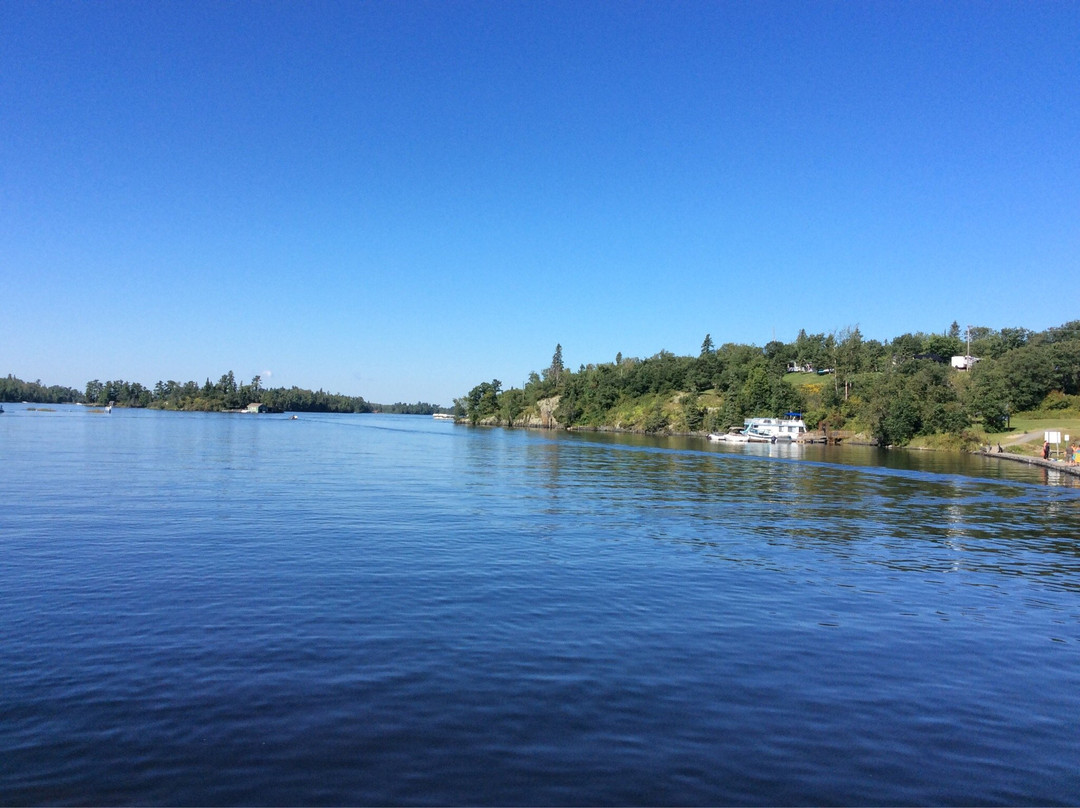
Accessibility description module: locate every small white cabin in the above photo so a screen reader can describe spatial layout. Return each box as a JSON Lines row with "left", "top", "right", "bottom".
{"left": 951, "top": 355, "right": 981, "bottom": 370}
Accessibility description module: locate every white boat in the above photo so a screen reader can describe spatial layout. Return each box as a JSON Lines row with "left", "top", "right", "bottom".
{"left": 709, "top": 414, "right": 808, "bottom": 444}
{"left": 708, "top": 427, "right": 749, "bottom": 443}
{"left": 743, "top": 414, "right": 807, "bottom": 442}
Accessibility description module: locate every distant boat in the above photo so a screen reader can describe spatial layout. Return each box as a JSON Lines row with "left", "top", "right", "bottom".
{"left": 709, "top": 414, "right": 807, "bottom": 444}
{"left": 432, "top": 413, "right": 455, "bottom": 420}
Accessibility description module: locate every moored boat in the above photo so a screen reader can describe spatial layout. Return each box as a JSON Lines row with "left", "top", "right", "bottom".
{"left": 709, "top": 413, "right": 808, "bottom": 444}
{"left": 743, "top": 414, "right": 807, "bottom": 442}
{"left": 708, "top": 427, "right": 749, "bottom": 443}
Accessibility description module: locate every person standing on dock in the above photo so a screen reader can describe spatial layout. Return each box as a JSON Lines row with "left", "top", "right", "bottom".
{"left": 1042, "top": 440, "right": 1050, "bottom": 460}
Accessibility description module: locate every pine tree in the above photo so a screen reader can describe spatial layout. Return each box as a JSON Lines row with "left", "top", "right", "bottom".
{"left": 545, "top": 344, "right": 564, "bottom": 385}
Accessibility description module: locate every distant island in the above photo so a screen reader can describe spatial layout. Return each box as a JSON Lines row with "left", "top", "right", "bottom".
{"left": 455, "top": 321, "right": 1080, "bottom": 450}
{"left": 0, "top": 371, "right": 449, "bottom": 416}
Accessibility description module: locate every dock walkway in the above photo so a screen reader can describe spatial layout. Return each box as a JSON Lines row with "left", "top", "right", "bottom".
{"left": 975, "top": 450, "right": 1080, "bottom": 479}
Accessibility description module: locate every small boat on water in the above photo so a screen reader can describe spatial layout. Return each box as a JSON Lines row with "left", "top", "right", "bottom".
{"left": 709, "top": 414, "right": 808, "bottom": 444}
{"left": 709, "top": 426, "right": 749, "bottom": 443}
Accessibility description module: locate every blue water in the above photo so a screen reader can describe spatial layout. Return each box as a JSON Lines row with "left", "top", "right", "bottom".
{"left": 2, "top": 405, "right": 1079, "bottom": 805}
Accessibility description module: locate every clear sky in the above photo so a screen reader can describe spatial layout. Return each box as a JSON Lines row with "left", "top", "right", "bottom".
{"left": 3, "top": 1, "right": 1077, "bottom": 405}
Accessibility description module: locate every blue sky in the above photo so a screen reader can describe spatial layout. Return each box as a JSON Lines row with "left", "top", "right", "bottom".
{"left": 3, "top": 1, "right": 1077, "bottom": 405}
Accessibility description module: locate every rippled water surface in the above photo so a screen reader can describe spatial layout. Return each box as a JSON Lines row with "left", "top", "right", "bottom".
{"left": 2, "top": 405, "right": 1079, "bottom": 805}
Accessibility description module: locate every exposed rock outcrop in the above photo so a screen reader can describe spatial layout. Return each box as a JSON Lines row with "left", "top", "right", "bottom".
{"left": 466, "top": 395, "right": 563, "bottom": 429}
{"left": 522, "top": 395, "right": 560, "bottom": 429}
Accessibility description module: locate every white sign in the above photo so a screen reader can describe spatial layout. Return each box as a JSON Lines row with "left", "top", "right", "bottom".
{"left": 1045, "top": 431, "right": 1062, "bottom": 443}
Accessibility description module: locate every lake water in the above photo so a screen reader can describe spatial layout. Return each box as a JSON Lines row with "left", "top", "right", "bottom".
{"left": 2, "top": 404, "right": 1079, "bottom": 805}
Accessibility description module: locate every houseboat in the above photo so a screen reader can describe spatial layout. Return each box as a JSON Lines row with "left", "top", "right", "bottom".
{"left": 709, "top": 414, "right": 808, "bottom": 444}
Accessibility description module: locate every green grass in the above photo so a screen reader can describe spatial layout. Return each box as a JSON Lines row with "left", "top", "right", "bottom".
{"left": 983, "top": 411, "right": 1080, "bottom": 456}
{"left": 988, "top": 414, "right": 1080, "bottom": 437}
{"left": 907, "top": 431, "right": 987, "bottom": 452}
{"left": 784, "top": 371, "right": 830, "bottom": 387}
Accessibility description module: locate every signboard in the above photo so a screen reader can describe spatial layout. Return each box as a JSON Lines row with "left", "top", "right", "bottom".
{"left": 1045, "top": 431, "right": 1062, "bottom": 443}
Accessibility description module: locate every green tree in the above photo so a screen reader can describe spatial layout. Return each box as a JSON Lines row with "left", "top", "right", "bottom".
{"left": 1050, "top": 340, "right": 1080, "bottom": 395}
{"left": 769, "top": 377, "right": 804, "bottom": 417}
{"left": 85, "top": 380, "right": 104, "bottom": 404}
{"left": 554, "top": 375, "right": 583, "bottom": 426}
{"left": 739, "top": 366, "right": 772, "bottom": 414}
{"left": 968, "top": 346, "right": 1055, "bottom": 420}
{"left": 923, "top": 332, "right": 964, "bottom": 358}
{"left": 1, "top": 375, "right": 81, "bottom": 404}
{"left": 890, "top": 333, "right": 923, "bottom": 363}
{"left": 794, "top": 329, "right": 829, "bottom": 371}
{"left": 643, "top": 399, "right": 669, "bottom": 433}
{"left": 681, "top": 392, "right": 705, "bottom": 432}
{"left": 218, "top": 371, "right": 237, "bottom": 395}
{"left": 877, "top": 394, "right": 921, "bottom": 446}
{"left": 764, "top": 339, "right": 793, "bottom": 377}
{"left": 833, "top": 326, "right": 865, "bottom": 400}
{"left": 544, "top": 344, "right": 564, "bottom": 387}
{"left": 499, "top": 387, "right": 526, "bottom": 425}
{"left": 465, "top": 380, "right": 502, "bottom": 424}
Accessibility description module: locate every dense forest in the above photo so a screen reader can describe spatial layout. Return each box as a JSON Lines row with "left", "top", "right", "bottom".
{"left": 1, "top": 371, "right": 445, "bottom": 415}
{"left": 456, "top": 321, "right": 1080, "bottom": 447}
{"left": 0, "top": 375, "right": 83, "bottom": 404}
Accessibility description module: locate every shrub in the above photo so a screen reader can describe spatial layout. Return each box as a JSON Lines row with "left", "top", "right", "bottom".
{"left": 1039, "top": 391, "right": 1080, "bottom": 411}
{"left": 643, "top": 402, "right": 669, "bottom": 433}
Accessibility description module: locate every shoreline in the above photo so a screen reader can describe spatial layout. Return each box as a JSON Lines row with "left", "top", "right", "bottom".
{"left": 974, "top": 449, "right": 1080, "bottom": 478}
{"left": 459, "top": 418, "right": 1080, "bottom": 476}
{"left": 457, "top": 418, "right": 881, "bottom": 446}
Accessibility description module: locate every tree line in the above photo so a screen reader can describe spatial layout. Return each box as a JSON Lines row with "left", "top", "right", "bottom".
{"left": 2, "top": 371, "right": 446, "bottom": 415}
{"left": 0, "top": 375, "right": 83, "bottom": 404}
{"left": 457, "top": 321, "right": 1080, "bottom": 446}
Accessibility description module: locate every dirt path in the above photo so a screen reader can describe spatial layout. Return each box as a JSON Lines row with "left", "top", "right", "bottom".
{"left": 1000, "top": 429, "right": 1044, "bottom": 447}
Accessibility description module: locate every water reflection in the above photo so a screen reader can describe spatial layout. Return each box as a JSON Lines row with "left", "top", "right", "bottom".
{"left": 465, "top": 429, "right": 1080, "bottom": 597}
{"left": 5, "top": 411, "right": 1080, "bottom": 805}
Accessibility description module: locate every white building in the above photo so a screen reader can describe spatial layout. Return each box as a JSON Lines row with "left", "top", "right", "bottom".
{"left": 951, "top": 355, "right": 981, "bottom": 370}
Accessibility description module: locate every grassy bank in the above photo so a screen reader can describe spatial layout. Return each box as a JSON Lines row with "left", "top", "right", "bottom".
{"left": 984, "top": 412, "right": 1080, "bottom": 456}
